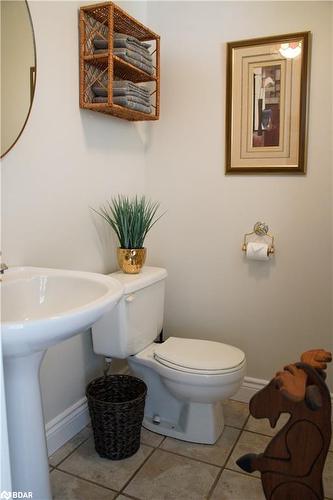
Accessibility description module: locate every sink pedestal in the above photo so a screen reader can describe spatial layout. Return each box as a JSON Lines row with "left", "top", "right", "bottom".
{"left": 4, "top": 351, "right": 52, "bottom": 500}
{"left": 2, "top": 266, "right": 124, "bottom": 499}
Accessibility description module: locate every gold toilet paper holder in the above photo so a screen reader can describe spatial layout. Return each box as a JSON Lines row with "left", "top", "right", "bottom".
{"left": 242, "top": 222, "right": 275, "bottom": 255}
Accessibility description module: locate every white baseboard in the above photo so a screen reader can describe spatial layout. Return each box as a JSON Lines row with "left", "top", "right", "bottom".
{"left": 45, "top": 373, "right": 333, "bottom": 457}
{"left": 231, "top": 376, "right": 333, "bottom": 406}
{"left": 45, "top": 397, "right": 89, "bottom": 457}
{"left": 231, "top": 376, "right": 268, "bottom": 404}
{"left": 45, "top": 365, "right": 129, "bottom": 456}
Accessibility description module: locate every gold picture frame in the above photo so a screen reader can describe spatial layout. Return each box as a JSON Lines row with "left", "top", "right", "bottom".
{"left": 225, "top": 32, "right": 310, "bottom": 174}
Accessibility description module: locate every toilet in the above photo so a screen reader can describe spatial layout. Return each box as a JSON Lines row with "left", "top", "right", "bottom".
{"left": 92, "top": 267, "right": 246, "bottom": 444}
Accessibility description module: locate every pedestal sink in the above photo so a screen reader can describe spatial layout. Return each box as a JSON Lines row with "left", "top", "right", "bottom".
{"left": 1, "top": 267, "right": 123, "bottom": 500}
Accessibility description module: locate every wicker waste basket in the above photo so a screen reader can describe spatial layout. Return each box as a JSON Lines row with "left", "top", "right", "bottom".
{"left": 86, "top": 374, "right": 147, "bottom": 460}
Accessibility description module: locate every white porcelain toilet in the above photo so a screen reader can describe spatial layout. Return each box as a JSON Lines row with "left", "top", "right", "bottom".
{"left": 92, "top": 267, "right": 246, "bottom": 444}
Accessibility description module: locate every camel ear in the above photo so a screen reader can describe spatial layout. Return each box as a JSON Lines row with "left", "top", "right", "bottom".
{"left": 305, "top": 385, "right": 322, "bottom": 410}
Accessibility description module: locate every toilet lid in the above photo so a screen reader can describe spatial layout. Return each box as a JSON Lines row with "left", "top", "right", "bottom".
{"left": 154, "top": 337, "right": 245, "bottom": 373}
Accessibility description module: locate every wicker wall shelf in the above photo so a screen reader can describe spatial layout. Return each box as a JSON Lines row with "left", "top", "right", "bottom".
{"left": 79, "top": 2, "right": 160, "bottom": 121}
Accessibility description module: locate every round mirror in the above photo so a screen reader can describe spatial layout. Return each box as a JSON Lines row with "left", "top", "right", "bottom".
{"left": 1, "top": 0, "right": 36, "bottom": 158}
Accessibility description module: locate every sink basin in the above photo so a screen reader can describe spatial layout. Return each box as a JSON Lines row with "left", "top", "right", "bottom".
{"left": 2, "top": 267, "right": 123, "bottom": 356}
{"left": 1, "top": 266, "right": 124, "bottom": 500}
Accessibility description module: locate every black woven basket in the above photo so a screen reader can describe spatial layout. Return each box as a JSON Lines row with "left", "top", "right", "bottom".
{"left": 86, "top": 374, "right": 147, "bottom": 460}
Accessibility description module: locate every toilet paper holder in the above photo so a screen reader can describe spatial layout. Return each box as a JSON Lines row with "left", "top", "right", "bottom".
{"left": 242, "top": 222, "right": 275, "bottom": 255}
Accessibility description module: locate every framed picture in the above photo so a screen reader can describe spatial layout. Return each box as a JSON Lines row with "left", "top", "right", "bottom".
{"left": 225, "top": 32, "right": 310, "bottom": 174}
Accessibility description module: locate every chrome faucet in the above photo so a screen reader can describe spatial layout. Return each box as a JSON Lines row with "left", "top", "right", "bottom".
{"left": 0, "top": 251, "right": 8, "bottom": 275}
{"left": 0, "top": 262, "right": 8, "bottom": 274}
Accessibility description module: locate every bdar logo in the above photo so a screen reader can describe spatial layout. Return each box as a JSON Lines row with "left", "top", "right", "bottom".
{"left": 0, "top": 492, "right": 11, "bottom": 500}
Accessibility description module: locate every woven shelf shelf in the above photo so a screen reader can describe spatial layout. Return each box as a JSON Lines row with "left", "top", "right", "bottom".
{"left": 84, "top": 54, "right": 157, "bottom": 83}
{"left": 79, "top": 2, "right": 160, "bottom": 121}
{"left": 84, "top": 103, "right": 159, "bottom": 121}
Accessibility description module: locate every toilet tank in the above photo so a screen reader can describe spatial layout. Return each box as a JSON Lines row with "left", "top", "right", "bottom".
{"left": 92, "top": 267, "right": 167, "bottom": 359}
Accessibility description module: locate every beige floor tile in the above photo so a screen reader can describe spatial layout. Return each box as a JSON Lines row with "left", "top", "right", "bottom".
{"left": 50, "top": 469, "right": 117, "bottom": 499}
{"left": 160, "top": 425, "right": 240, "bottom": 466}
{"left": 124, "top": 448, "right": 219, "bottom": 500}
{"left": 210, "top": 469, "right": 265, "bottom": 500}
{"left": 245, "top": 413, "right": 290, "bottom": 437}
{"left": 226, "top": 431, "right": 270, "bottom": 478}
{"left": 223, "top": 399, "right": 249, "bottom": 429}
{"left": 324, "top": 451, "right": 333, "bottom": 499}
{"left": 59, "top": 437, "right": 153, "bottom": 491}
{"left": 49, "top": 426, "right": 92, "bottom": 467}
{"left": 141, "top": 427, "right": 165, "bottom": 447}
{"left": 330, "top": 422, "right": 333, "bottom": 452}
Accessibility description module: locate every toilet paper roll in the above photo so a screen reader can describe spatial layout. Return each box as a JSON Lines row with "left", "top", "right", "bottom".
{"left": 246, "top": 242, "right": 269, "bottom": 261}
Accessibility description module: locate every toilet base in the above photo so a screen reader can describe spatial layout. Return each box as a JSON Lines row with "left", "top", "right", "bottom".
{"left": 143, "top": 400, "right": 224, "bottom": 444}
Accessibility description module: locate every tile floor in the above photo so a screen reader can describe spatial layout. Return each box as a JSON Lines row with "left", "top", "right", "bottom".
{"left": 49, "top": 400, "right": 333, "bottom": 500}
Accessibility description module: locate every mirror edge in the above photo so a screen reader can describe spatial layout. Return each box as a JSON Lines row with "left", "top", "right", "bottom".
{"left": 1, "top": 0, "right": 37, "bottom": 159}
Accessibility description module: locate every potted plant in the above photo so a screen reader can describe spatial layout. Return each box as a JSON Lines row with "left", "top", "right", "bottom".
{"left": 94, "top": 195, "right": 163, "bottom": 274}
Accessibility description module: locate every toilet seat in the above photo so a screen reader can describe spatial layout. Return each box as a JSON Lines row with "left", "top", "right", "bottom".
{"left": 154, "top": 337, "right": 245, "bottom": 375}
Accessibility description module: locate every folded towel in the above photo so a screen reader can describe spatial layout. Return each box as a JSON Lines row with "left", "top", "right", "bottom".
{"left": 113, "top": 97, "right": 151, "bottom": 113}
{"left": 93, "top": 48, "right": 109, "bottom": 54}
{"left": 91, "top": 85, "right": 108, "bottom": 97}
{"left": 92, "top": 95, "right": 150, "bottom": 106}
{"left": 93, "top": 81, "right": 150, "bottom": 98}
{"left": 113, "top": 94, "right": 151, "bottom": 107}
{"left": 113, "top": 88, "right": 150, "bottom": 101}
{"left": 92, "top": 84, "right": 151, "bottom": 105}
{"left": 114, "top": 32, "right": 151, "bottom": 49}
{"left": 117, "top": 54, "right": 154, "bottom": 74}
{"left": 93, "top": 35, "right": 151, "bottom": 54}
{"left": 113, "top": 80, "right": 150, "bottom": 93}
{"left": 93, "top": 45, "right": 153, "bottom": 74}
{"left": 93, "top": 96, "right": 109, "bottom": 103}
{"left": 114, "top": 41, "right": 152, "bottom": 62}
{"left": 93, "top": 38, "right": 108, "bottom": 50}
{"left": 114, "top": 48, "right": 152, "bottom": 65}
{"left": 92, "top": 96, "right": 151, "bottom": 114}
{"left": 93, "top": 33, "right": 151, "bottom": 55}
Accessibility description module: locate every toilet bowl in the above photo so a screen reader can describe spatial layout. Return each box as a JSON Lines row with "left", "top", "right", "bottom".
{"left": 92, "top": 267, "right": 246, "bottom": 444}
{"left": 129, "top": 338, "right": 245, "bottom": 443}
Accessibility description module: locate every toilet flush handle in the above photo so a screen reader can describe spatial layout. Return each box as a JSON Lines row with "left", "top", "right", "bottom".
{"left": 125, "top": 294, "right": 135, "bottom": 303}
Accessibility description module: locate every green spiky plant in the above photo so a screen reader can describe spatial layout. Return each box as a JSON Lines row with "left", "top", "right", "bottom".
{"left": 93, "top": 195, "right": 164, "bottom": 249}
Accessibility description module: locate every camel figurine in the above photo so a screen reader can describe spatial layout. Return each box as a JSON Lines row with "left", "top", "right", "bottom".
{"left": 237, "top": 349, "right": 332, "bottom": 500}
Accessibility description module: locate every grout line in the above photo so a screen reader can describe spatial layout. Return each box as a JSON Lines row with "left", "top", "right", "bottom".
{"left": 115, "top": 493, "right": 142, "bottom": 500}
{"left": 207, "top": 413, "right": 251, "bottom": 500}
{"left": 148, "top": 423, "right": 249, "bottom": 468}
{"left": 52, "top": 467, "right": 119, "bottom": 494}
{"left": 224, "top": 466, "right": 261, "bottom": 480}
{"left": 52, "top": 411, "right": 263, "bottom": 498}
{"left": 240, "top": 427, "right": 277, "bottom": 438}
{"left": 50, "top": 430, "right": 92, "bottom": 468}
{"left": 151, "top": 446, "right": 225, "bottom": 469}
{"left": 136, "top": 426, "right": 165, "bottom": 449}
{"left": 225, "top": 423, "right": 250, "bottom": 432}
{"left": 117, "top": 445, "right": 156, "bottom": 496}
{"left": 157, "top": 436, "right": 166, "bottom": 448}
{"left": 141, "top": 437, "right": 165, "bottom": 448}
{"left": 56, "top": 444, "right": 155, "bottom": 496}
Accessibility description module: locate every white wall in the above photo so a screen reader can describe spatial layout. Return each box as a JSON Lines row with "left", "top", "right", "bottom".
{"left": 146, "top": 1, "right": 333, "bottom": 388}
{"left": 1, "top": 0, "right": 148, "bottom": 423}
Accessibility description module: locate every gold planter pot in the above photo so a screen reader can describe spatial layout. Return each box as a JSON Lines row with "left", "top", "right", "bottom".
{"left": 117, "top": 248, "right": 147, "bottom": 274}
